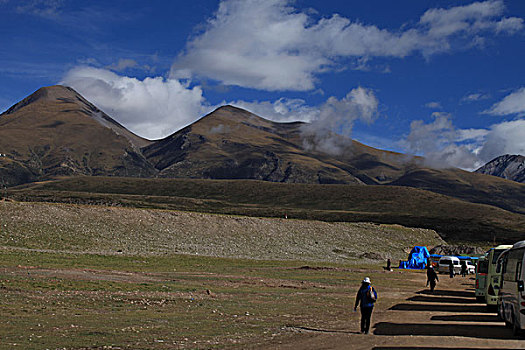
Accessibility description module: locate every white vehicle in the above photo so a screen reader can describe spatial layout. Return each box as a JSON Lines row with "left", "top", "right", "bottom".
{"left": 466, "top": 260, "right": 476, "bottom": 274}
{"left": 485, "top": 245, "right": 513, "bottom": 308}
{"left": 498, "top": 240, "right": 525, "bottom": 336}
{"left": 438, "top": 256, "right": 461, "bottom": 275}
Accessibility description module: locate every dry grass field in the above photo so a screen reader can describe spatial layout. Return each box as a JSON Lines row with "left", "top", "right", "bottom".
{"left": 8, "top": 176, "right": 525, "bottom": 243}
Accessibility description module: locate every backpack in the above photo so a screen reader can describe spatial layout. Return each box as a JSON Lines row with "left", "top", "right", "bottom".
{"left": 367, "top": 286, "right": 377, "bottom": 302}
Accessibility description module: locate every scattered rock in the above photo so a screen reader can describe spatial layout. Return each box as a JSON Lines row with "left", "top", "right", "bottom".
{"left": 429, "top": 244, "right": 485, "bottom": 256}
{"left": 360, "top": 252, "right": 384, "bottom": 260}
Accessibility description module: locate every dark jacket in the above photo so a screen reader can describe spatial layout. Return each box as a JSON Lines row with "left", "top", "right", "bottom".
{"left": 355, "top": 284, "right": 377, "bottom": 309}
{"left": 427, "top": 267, "right": 438, "bottom": 283}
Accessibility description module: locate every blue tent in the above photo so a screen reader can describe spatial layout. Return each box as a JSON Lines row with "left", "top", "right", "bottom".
{"left": 398, "top": 246, "right": 430, "bottom": 269}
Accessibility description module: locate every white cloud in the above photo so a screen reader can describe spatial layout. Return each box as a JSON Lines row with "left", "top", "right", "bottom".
{"left": 61, "top": 66, "right": 211, "bottom": 140}
{"left": 401, "top": 113, "right": 483, "bottom": 170}
{"left": 457, "top": 128, "right": 489, "bottom": 142}
{"left": 401, "top": 112, "right": 524, "bottom": 170}
{"left": 484, "top": 87, "right": 525, "bottom": 116}
{"left": 172, "top": 0, "right": 523, "bottom": 91}
{"left": 302, "top": 87, "right": 379, "bottom": 155}
{"left": 477, "top": 119, "right": 525, "bottom": 161}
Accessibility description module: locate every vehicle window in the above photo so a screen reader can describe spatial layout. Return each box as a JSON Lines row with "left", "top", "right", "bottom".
{"left": 496, "top": 259, "right": 503, "bottom": 273}
{"left": 517, "top": 262, "right": 522, "bottom": 282}
{"left": 493, "top": 249, "right": 506, "bottom": 264}
{"left": 477, "top": 260, "right": 488, "bottom": 274}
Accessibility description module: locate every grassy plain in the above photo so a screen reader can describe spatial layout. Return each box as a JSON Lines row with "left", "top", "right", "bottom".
{"left": 1, "top": 248, "right": 405, "bottom": 349}
{"left": 0, "top": 198, "right": 444, "bottom": 349}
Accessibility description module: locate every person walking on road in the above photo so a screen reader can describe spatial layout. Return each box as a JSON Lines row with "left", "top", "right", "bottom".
{"left": 448, "top": 260, "right": 455, "bottom": 278}
{"left": 426, "top": 265, "right": 439, "bottom": 293}
{"left": 354, "top": 277, "right": 378, "bottom": 334}
{"left": 460, "top": 261, "right": 467, "bottom": 277}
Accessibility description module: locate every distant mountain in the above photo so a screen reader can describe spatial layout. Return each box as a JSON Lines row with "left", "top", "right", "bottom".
{"left": 1, "top": 86, "right": 524, "bottom": 218}
{"left": 475, "top": 154, "right": 525, "bottom": 183}
{"left": 142, "top": 105, "right": 416, "bottom": 185}
{"left": 0, "top": 86, "right": 156, "bottom": 186}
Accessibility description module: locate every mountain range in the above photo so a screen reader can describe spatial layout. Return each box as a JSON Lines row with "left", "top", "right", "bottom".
{"left": 1, "top": 85, "right": 524, "bottom": 220}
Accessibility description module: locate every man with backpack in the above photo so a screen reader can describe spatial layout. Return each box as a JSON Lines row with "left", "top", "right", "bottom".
{"left": 354, "top": 277, "right": 377, "bottom": 334}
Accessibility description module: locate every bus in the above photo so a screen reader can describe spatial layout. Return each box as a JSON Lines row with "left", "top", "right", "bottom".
{"left": 475, "top": 257, "right": 488, "bottom": 302}
{"left": 485, "top": 244, "right": 513, "bottom": 308}
{"left": 498, "top": 240, "right": 525, "bottom": 336}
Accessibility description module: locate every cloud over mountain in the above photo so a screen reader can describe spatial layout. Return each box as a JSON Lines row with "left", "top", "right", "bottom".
{"left": 402, "top": 112, "right": 525, "bottom": 170}
{"left": 61, "top": 66, "right": 211, "bottom": 140}
{"left": 171, "top": 0, "right": 523, "bottom": 91}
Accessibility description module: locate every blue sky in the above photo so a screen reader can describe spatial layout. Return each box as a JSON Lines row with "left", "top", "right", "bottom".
{"left": 1, "top": 0, "right": 524, "bottom": 170}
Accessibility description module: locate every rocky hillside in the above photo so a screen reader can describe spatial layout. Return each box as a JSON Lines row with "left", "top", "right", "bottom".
{"left": 0, "top": 200, "right": 445, "bottom": 262}
{"left": 475, "top": 154, "right": 525, "bottom": 183}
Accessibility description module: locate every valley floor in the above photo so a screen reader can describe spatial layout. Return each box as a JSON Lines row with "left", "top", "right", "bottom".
{"left": 258, "top": 273, "right": 524, "bottom": 350}
{"left": 0, "top": 248, "right": 523, "bottom": 349}
{"left": 1, "top": 200, "right": 518, "bottom": 349}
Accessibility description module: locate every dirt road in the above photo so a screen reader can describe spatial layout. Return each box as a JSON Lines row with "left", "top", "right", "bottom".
{"left": 258, "top": 271, "right": 524, "bottom": 349}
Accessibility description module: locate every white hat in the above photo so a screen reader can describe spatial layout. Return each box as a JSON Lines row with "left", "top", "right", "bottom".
{"left": 363, "top": 277, "right": 371, "bottom": 284}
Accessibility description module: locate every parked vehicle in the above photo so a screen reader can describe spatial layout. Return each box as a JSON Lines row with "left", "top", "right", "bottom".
{"left": 498, "top": 240, "right": 525, "bottom": 336}
{"left": 466, "top": 260, "right": 476, "bottom": 274}
{"left": 475, "top": 257, "right": 488, "bottom": 302}
{"left": 485, "top": 245, "right": 513, "bottom": 308}
{"left": 437, "top": 256, "right": 461, "bottom": 275}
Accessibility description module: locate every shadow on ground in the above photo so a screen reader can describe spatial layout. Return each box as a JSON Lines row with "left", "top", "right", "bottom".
{"left": 373, "top": 322, "right": 514, "bottom": 339}
{"left": 430, "top": 314, "right": 500, "bottom": 322}
{"left": 407, "top": 295, "right": 478, "bottom": 304}
{"left": 416, "top": 289, "right": 473, "bottom": 298}
{"left": 286, "top": 326, "right": 357, "bottom": 334}
{"left": 389, "top": 303, "right": 489, "bottom": 313}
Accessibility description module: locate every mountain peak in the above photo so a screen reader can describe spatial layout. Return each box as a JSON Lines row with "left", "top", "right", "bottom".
{"left": 196, "top": 104, "right": 285, "bottom": 130}
{"left": 205, "top": 105, "right": 259, "bottom": 119}
{"left": 3, "top": 85, "right": 82, "bottom": 115}
{"left": 475, "top": 154, "right": 525, "bottom": 183}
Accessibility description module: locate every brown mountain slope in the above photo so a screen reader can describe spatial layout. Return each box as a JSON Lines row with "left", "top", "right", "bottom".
{"left": 1, "top": 86, "right": 524, "bottom": 219}
{"left": 143, "top": 105, "right": 525, "bottom": 215}
{"left": 0, "top": 86, "right": 156, "bottom": 185}
{"left": 390, "top": 167, "right": 525, "bottom": 214}
{"left": 143, "top": 105, "right": 415, "bottom": 185}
